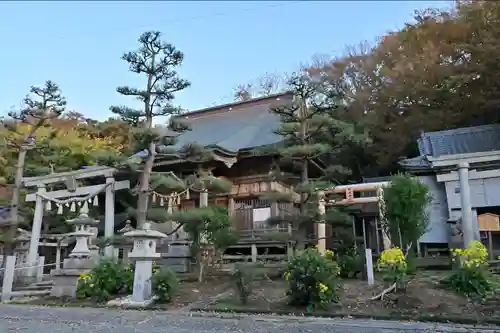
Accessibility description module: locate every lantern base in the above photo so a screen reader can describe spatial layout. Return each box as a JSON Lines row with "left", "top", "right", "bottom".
{"left": 50, "top": 258, "right": 94, "bottom": 298}
{"left": 106, "top": 294, "right": 158, "bottom": 308}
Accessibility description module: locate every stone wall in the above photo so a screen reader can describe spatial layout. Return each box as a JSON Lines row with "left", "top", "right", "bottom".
{"left": 158, "top": 243, "right": 191, "bottom": 273}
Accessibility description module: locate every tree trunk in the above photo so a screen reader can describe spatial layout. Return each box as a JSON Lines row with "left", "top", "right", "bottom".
{"left": 136, "top": 61, "right": 155, "bottom": 229}
{"left": 298, "top": 99, "right": 309, "bottom": 249}
{"left": 195, "top": 246, "right": 205, "bottom": 283}
{"left": 5, "top": 149, "right": 27, "bottom": 256}
{"left": 136, "top": 141, "right": 156, "bottom": 229}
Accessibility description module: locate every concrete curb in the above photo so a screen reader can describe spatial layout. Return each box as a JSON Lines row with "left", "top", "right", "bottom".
{"left": 7, "top": 298, "right": 500, "bottom": 328}
{"left": 189, "top": 306, "right": 500, "bottom": 327}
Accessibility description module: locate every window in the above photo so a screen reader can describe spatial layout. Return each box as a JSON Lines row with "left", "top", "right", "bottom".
{"left": 252, "top": 207, "right": 271, "bottom": 229}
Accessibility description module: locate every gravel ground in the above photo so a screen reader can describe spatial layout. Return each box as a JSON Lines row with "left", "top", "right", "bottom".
{"left": 0, "top": 304, "right": 496, "bottom": 333}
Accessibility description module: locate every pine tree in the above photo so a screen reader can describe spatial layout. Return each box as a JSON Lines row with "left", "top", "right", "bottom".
{"left": 108, "top": 31, "right": 232, "bottom": 231}
{"left": 109, "top": 31, "right": 194, "bottom": 229}
{"left": 1, "top": 81, "right": 66, "bottom": 253}
{"left": 264, "top": 71, "right": 368, "bottom": 251}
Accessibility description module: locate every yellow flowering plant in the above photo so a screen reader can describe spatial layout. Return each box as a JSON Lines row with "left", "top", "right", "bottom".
{"left": 76, "top": 259, "right": 133, "bottom": 302}
{"left": 451, "top": 240, "right": 488, "bottom": 268}
{"left": 325, "top": 249, "right": 335, "bottom": 257}
{"left": 377, "top": 247, "right": 408, "bottom": 285}
{"left": 447, "top": 241, "right": 492, "bottom": 298}
{"left": 76, "top": 272, "right": 95, "bottom": 299}
{"left": 151, "top": 267, "right": 179, "bottom": 303}
{"left": 285, "top": 247, "right": 340, "bottom": 310}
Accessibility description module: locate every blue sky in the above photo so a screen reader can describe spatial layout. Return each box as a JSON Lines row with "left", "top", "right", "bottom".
{"left": 0, "top": 1, "right": 451, "bottom": 121}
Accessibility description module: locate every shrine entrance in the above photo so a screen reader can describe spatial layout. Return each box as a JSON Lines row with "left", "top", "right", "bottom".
{"left": 22, "top": 166, "right": 130, "bottom": 276}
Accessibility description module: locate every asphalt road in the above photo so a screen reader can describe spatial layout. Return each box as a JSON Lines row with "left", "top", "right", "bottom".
{"left": 0, "top": 304, "right": 496, "bottom": 333}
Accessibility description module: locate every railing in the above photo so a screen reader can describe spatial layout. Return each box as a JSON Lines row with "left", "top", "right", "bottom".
{"left": 1, "top": 256, "right": 58, "bottom": 302}
{"left": 237, "top": 227, "right": 289, "bottom": 241}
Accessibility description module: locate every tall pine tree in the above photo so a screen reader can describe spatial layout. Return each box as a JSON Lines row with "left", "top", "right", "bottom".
{"left": 110, "top": 31, "right": 193, "bottom": 228}
{"left": 264, "top": 71, "right": 368, "bottom": 251}
{"left": 108, "top": 31, "right": 231, "bottom": 231}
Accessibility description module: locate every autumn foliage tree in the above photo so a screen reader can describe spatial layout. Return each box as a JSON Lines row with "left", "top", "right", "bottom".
{"left": 0, "top": 89, "right": 128, "bottom": 239}
{"left": 304, "top": 1, "right": 500, "bottom": 178}
{"left": 0, "top": 81, "right": 66, "bottom": 253}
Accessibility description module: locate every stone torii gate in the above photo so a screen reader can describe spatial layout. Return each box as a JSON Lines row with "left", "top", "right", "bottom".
{"left": 22, "top": 166, "right": 130, "bottom": 276}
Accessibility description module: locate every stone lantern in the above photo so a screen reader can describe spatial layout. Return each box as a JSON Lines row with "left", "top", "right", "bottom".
{"left": 122, "top": 222, "right": 166, "bottom": 306}
{"left": 66, "top": 210, "right": 99, "bottom": 258}
{"left": 50, "top": 207, "right": 99, "bottom": 298}
{"left": 117, "top": 220, "right": 135, "bottom": 264}
{"left": 13, "top": 233, "right": 30, "bottom": 266}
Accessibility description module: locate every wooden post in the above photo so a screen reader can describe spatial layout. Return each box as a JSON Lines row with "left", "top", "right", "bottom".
{"left": 270, "top": 202, "right": 279, "bottom": 222}
{"left": 488, "top": 231, "right": 494, "bottom": 260}
{"left": 200, "top": 190, "right": 208, "bottom": 207}
{"left": 287, "top": 220, "right": 293, "bottom": 259}
{"left": 251, "top": 244, "right": 257, "bottom": 262}
{"left": 374, "top": 217, "right": 381, "bottom": 254}
{"left": 317, "top": 191, "right": 326, "bottom": 255}
{"left": 36, "top": 256, "right": 45, "bottom": 283}
{"left": 104, "top": 176, "right": 115, "bottom": 257}
{"left": 1, "top": 255, "right": 16, "bottom": 301}
{"left": 27, "top": 185, "right": 46, "bottom": 277}
{"left": 365, "top": 249, "right": 374, "bottom": 286}
{"left": 228, "top": 196, "right": 235, "bottom": 216}
{"left": 362, "top": 217, "right": 367, "bottom": 250}
{"left": 352, "top": 215, "right": 357, "bottom": 250}
{"left": 55, "top": 245, "right": 61, "bottom": 269}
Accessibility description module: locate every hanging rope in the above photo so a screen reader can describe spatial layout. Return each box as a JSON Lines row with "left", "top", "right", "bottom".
{"left": 36, "top": 183, "right": 112, "bottom": 215}
{"left": 36, "top": 183, "right": 111, "bottom": 204}
{"left": 131, "top": 173, "right": 229, "bottom": 206}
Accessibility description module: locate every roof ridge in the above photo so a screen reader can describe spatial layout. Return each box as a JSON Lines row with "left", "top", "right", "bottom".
{"left": 423, "top": 123, "right": 500, "bottom": 138}
{"left": 183, "top": 101, "right": 276, "bottom": 121}
{"left": 182, "top": 92, "right": 293, "bottom": 118}
{"left": 416, "top": 123, "right": 500, "bottom": 158}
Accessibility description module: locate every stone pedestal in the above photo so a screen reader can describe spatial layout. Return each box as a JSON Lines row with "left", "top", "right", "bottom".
{"left": 50, "top": 258, "right": 93, "bottom": 297}
{"left": 13, "top": 237, "right": 29, "bottom": 280}
{"left": 132, "top": 260, "right": 154, "bottom": 302}
{"left": 107, "top": 222, "right": 166, "bottom": 308}
{"left": 50, "top": 209, "right": 98, "bottom": 298}
{"left": 160, "top": 243, "right": 191, "bottom": 273}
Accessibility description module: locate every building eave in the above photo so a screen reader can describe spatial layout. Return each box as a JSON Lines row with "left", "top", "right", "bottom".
{"left": 427, "top": 150, "right": 500, "bottom": 167}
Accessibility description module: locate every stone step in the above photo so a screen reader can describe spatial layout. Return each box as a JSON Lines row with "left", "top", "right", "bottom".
{"left": 13, "top": 284, "right": 51, "bottom": 292}
{"left": 34, "top": 280, "right": 54, "bottom": 286}
{"left": 0, "top": 289, "right": 51, "bottom": 298}
{"left": 11, "top": 279, "right": 54, "bottom": 293}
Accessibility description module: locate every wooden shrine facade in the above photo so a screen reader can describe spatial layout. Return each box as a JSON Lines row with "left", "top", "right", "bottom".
{"left": 153, "top": 156, "right": 300, "bottom": 242}
{"left": 151, "top": 93, "right": 305, "bottom": 248}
